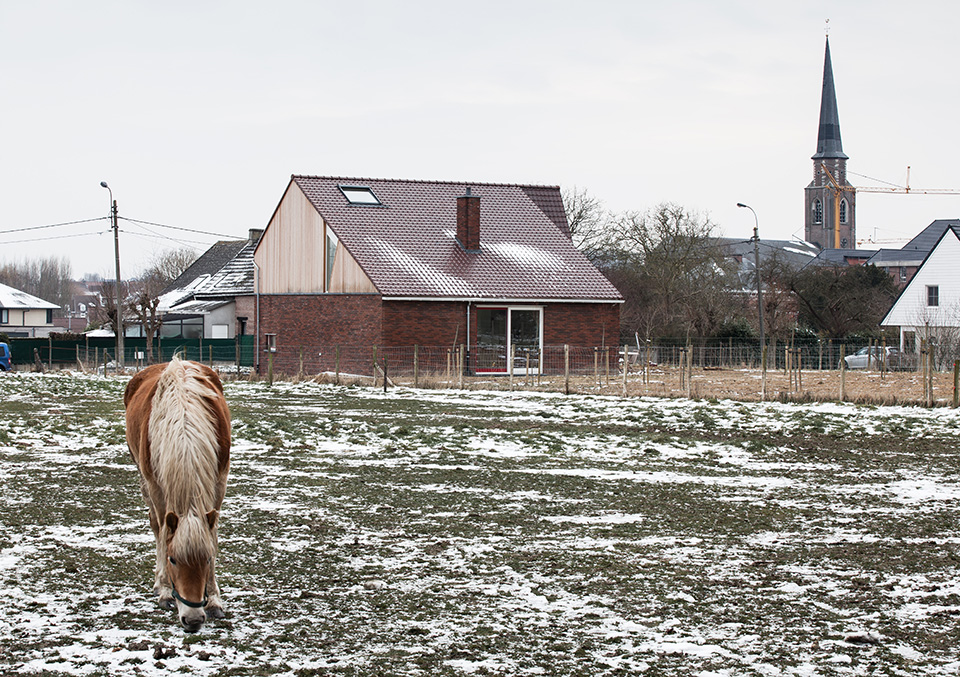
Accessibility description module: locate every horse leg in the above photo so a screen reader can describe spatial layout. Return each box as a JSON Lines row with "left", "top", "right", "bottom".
{"left": 205, "top": 531, "right": 225, "bottom": 619}
{"left": 148, "top": 506, "right": 175, "bottom": 610}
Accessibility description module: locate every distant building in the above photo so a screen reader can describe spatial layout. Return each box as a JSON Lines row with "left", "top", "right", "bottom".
{"left": 881, "top": 224, "right": 960, "bottom": 351}
{"left": 157, "top": 230, "right": 260, "bottom": 339}
{"left": 0, "top": 282, "right": 59, "bottom": 337}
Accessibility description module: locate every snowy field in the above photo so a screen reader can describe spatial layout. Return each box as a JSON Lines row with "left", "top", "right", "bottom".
{"left": 2, "top": 372, "right": 960, "bottom": 676}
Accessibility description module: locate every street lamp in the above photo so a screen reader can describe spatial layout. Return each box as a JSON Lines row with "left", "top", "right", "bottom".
{"left": 736, "top": 203, "right": 765, "bottom": 351}
{"left": 100, "top": 181, "right": 124, "bottom": 370}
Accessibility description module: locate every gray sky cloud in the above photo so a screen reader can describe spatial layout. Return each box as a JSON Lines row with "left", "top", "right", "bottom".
{"left": 2, "top": 1, "right": 958, "bottom": 278}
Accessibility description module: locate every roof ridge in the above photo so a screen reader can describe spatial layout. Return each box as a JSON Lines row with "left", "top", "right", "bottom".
{"left": 292, "top": 174, "right": 560, "bottom": 191}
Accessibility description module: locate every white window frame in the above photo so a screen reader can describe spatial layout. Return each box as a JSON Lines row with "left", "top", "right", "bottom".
{"left": 476, "top": 304, "right": 543, "bottom": 375}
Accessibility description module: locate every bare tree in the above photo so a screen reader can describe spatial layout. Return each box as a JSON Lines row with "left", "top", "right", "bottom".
{"left": 147, "top": 248, "right": 198, "bottom": 286}
{"left": 125, "top": 249, "right": 198, "bottom": 363}
{"left": 128, "top": 273, "right": 166, "bottom": 364}
{"left": 602, "top": 203, "right": 737, "bottom": 341}
{"left": 561, "top": 186, "right": 611, "bottom": 262}
{"left": 0, "top": 256, "right": 73, "bottom": 311}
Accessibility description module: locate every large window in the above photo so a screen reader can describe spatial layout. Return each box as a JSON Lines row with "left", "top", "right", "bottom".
{"left": 0, "top": 309, "right": 7, "bottom": 324}
{"left": 927, "top": 285, "right": 940, "bottom": 307}
{"left": 326, "top": 229, "right": 339, "bottom": 291}
{"left": 476, "top": 306, "right": 542, "bottom": 374}
{"left": 839, "top": 199, "right": 848, "bottom": 224}
{"left": 813, "top": 199, "right": 823, "bottom": 225}
{"left": 160, "top": 316, "right": 203, "bottom": 339}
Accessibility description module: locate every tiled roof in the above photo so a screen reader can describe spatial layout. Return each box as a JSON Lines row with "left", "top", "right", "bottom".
{"left": 163, "top": 240, "right": 248, "bottom": 296}
{"left": 159, "top": 237, "right": 257, "bottom": 314}
{"left": 291, "top": 176, "right": 622, "bottom": 301}
{"left": 901, "top": 219, "right": 960, "bottom": 253}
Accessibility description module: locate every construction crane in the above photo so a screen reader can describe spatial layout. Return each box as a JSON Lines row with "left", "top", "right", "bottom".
{"left": 820, "top": 163, "right": 855, "bottom": 249}
{"left": 821, "top": 163, "right": 960, "bottom": 249}
{"left": 855, "top": 167, "right": 960, "bottom": 196}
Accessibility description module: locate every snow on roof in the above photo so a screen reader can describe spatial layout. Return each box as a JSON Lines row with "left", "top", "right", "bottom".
{"left": 0, "top": 282, "right": 59, "bottom": 310}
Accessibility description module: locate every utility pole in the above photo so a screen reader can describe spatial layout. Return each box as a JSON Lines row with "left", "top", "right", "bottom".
{"left": 101, "top": 182, "right": 124, "bottom": 370}
{"left": 737, "top": 203, "right": 765, "bottom": 356}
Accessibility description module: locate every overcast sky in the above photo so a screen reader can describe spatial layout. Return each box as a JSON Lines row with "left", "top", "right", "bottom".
{"left": 2, "top": 1, "right": 959, "bottom": 279}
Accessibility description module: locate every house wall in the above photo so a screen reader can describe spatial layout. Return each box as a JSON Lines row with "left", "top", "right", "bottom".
{"left": 205, "top": 302, "right": 236, "bottom": 339}
{"left": 1, "top": 308, "right": 55, "bottom": 337}
{"left": 258, "top": 296, "right": 621, "bottom": 375}
{"left": 542, "top": 303, "right": 621, "bottom": 347}
{"left": 380, "top": 300, "right": 620, "bottom": 350}
{"left": 256, "top": 181, "right": 377, "bottom": 295}
{"left": 329, "top": 245, "right": 378, "bottom": 294}
{"left": 256, "top": 183, "right": 326, "bottom": 293}
{"left": 257, "top": 293, "right": 382, "bottom": 373}
{"left": 382, "top": 300, "right": 466, "bottom": 347}
{"left": 235, "top": 296, "right": 255, "bottom": 336}
{"left": 883, "top": 231, "right": 960, "bottom": 330}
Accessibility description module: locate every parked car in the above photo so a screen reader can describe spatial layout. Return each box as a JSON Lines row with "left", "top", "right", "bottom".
{"left": 841, "top": 346, "right": 914, "bottom": 371}
{"left": 0, "top": 342, "right": 10, "bottom": 371}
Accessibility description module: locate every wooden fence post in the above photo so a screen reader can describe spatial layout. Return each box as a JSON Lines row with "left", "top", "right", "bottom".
{"left": 761, "top": 343, "right": 767, "bottom": 401}
{"left": 459, "top": 344, "right": 465, "bottom": 390}
{"left": 622, "top": 344, "right": 628, "bottom": 397}
{"left": 414, "top": 345, "right": 419, "bottom": 389}
{"left": 335, "top": 345, "right": 341, "bottom": 385}
{"left": 839, "top": 344, "right": 846, "bottom": 402}
{"left": 594, "top": 347, "right": 599, "bottom": 389}
{"left": 953, "top": 360, "right": 959, "bottom": 408}
{"left": 564, "top": 344, "right": 570, "bottom": 395}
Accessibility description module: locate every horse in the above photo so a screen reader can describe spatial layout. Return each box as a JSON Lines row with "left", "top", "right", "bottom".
{"left": 124, "top": 357, "right": 231, "bottom": 632}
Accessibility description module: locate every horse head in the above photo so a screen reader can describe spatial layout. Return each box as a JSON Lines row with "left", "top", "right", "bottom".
{"left": 164, "top": 510, "right": 218, "bottom": 632}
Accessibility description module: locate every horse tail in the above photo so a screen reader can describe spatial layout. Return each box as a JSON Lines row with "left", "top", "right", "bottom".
{"left": 148, "top": 356, "right": 221, "bottom": 514}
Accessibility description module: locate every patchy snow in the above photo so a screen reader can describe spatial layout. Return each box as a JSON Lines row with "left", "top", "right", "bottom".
{"left": 1, "top": 372, "right": 959, "bottom": 675}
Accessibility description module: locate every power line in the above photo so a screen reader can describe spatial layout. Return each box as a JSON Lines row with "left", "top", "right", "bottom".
{"left": 120, "top": 216, "right": 237, "bottom": 239}
{"left": 0, "top": 217, "right": 108, "bottom": 235}
{"left": 0, "top": 229, "right": 111, "bottom": 245}
{"left": 120, "top": 228, "right": 209, "bottom": 249}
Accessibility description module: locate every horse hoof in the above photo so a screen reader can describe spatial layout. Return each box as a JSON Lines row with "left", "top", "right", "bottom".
{"left": 206, "top": 605, "right": 226, "bottom": 620}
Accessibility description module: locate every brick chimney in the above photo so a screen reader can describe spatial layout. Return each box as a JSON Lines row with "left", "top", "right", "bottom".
{"left": 248, "top": 228, "right": 264, "bottom": 243}
{"left": 456, "top": 187, "right": 481, "bottom": 251}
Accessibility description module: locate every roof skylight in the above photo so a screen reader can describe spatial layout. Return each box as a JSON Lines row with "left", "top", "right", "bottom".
{"left": 338, "top": 185, "right": 382, "bottom": 205}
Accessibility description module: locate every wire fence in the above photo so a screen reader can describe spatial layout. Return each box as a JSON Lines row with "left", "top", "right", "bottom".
{"left": 7, "top": 337, "right": 935, "bottom": 376}
{"left": 8, "top": 336, "right": 960, "bottom": 406}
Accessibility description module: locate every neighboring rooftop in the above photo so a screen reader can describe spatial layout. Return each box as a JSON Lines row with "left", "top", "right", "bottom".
{"left": 288, "top": 175, "right": 621, "bottom": 301}
{"left": 159, "top": 229, "right": 261, "bottom": 312}
{"left": 0, "top": 282, "right": 59, "bottom": 310}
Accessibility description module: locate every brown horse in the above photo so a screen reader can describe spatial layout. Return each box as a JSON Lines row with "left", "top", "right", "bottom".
{"left": 124, "top": 357, "right": 231, "bottom": 632}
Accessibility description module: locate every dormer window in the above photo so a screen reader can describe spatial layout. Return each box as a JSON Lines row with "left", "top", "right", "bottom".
{"left": 338, "top": 185, "right": 381, "bottom": 205}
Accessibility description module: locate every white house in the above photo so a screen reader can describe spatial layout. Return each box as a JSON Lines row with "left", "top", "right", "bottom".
{"left": 0, "top": 282, "right": 60, "bottom": 337}
{"left": 881, "top": 225, "right": 960, "bottom": 353}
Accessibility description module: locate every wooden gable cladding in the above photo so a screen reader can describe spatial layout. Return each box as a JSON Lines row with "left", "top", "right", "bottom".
{"left": 256, "top": 181, "right": 377, "bottom": 294}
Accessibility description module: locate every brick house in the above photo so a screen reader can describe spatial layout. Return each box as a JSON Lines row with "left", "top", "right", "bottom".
{"left": 254, "top": 176, "right": 622, "bottom": 374}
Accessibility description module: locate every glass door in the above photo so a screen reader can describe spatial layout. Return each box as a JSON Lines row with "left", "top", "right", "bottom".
{"left": 509, "top": 308, "right": 541, "bottom": 375}
{"left": 475, "top": 306, "right": 541, "bottom": 374}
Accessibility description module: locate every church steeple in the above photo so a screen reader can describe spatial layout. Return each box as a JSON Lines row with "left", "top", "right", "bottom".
{"left": 805, "top": 35, "right": 855, "bottom": 249}
{"left": 812, "top": 37, "right": 848, "bottom": 160}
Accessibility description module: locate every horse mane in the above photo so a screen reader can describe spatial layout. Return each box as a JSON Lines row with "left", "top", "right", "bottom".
{"left": 148, "top": 356, "right": 222, "bottom": 515}
{"left": 170, "top": 510, "right": 216, "bottom": 564}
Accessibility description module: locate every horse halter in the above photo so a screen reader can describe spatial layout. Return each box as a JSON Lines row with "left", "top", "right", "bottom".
{"left": 172, "top": 586, "right": 209, "bottom": 609}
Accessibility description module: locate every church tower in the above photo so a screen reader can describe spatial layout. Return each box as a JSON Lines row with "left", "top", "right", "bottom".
{"left": 805, "top": 37, "right": 855, "bottom": 249}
